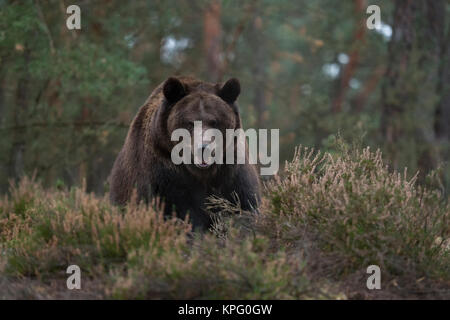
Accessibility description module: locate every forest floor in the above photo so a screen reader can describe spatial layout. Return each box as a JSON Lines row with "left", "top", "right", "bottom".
{"left": 0, "top": 142, "right": 449, "bottom": 299}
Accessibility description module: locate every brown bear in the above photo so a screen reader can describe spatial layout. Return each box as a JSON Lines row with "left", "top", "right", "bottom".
{"left": 109, "top": 76, "right": 261, "bottom": 230}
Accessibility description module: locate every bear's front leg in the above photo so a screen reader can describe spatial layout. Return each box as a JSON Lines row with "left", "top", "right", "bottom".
{"left": 223, "top": 164, "right": 261, "bottom": 213}
{"left": 149, "top": 169, "right": 212, "bottom": 230}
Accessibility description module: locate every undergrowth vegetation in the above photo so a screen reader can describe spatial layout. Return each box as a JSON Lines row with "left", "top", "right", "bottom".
{"left": 0, "top": 143, "right": 449, "bottom": 299}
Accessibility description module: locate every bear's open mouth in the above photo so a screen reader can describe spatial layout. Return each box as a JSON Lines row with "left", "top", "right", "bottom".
{"left": 195, "top": 160, "right": 212, "bottom": 169}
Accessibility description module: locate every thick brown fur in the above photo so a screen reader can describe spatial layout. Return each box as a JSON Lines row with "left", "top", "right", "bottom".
{"left": 109, "top": 76, "right": 261, "bottom": 230}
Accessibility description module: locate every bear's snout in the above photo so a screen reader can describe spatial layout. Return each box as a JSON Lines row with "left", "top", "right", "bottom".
{"left": 193, "top": 142, "right": 215, "bottom": 168}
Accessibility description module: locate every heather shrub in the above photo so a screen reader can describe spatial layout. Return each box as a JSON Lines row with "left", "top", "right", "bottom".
{"left": 0, "top": 177, "right": 190, "bottom": 278}
{"left": 264, "top": 144, "right": 450, "bottom": 285}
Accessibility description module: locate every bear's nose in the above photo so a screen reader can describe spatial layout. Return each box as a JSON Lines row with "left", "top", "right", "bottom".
{"left": 201, "top": 143, "right": 209, "bottom": 153}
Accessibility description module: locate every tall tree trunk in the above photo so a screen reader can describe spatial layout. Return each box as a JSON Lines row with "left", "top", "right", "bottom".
{"left": 432, "top": 0, "right": 449, "bottom": 141}
{"left": 0, "top": 63, "right": 5, "bottom": 125}
{"left": 332, "top": 0, "right": 366, "bottom": 113}
{"left": 381, "top": 1, "right": 417, "bottom": 170}
{"left": 251, "top": 15, "right": 267, "bottom": 129}
{"left": 381, "top": 0, "right": 443, "bottom": 174}
{"left": 429, "top": 0, "right": 449, "bottom": 192}
{"left": 10, "top": 49, "right": 31, "bottom": 180}
{"left": 203, "top": 0, "right": 222, "bottom": 82}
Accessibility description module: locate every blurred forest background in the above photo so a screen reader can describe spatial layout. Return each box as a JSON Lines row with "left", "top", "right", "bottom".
{"left": 0, "top": 0, "right": 449, "bottom": 195}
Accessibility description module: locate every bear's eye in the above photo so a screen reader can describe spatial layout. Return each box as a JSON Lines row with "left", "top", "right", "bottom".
{"left": 186, "top": 121, "right": 195, "bottom": 129}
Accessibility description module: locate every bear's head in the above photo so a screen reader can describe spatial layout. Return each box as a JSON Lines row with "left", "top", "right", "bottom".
{"left": 160, "top": 77, "right": 241, "bottom": 177}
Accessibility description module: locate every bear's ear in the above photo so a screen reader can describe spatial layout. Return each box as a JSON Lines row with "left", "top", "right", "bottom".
{"left": 218, "top": 78, "right": 240, "bottom": 104}
{"left": 163, "top": 77, "right": 186, "bottom": 104}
